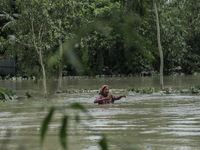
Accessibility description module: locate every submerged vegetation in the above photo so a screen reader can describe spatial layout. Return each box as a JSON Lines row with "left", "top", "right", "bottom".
{"left": 127, "top": 86, "right": 158, "bottom": 94}
{"left": 1, "top": 84, "right": 200, "bottom": 102}
{"left": 0, "top": 87, "right": 16, "bottom": 100}
{"left": 55, "top": 84, "right": 200, "bottom": 95}
{"left": 25, "top": 92, "right": 32, "bottom": 98}
{"left": 190, "top": 84, "right": 200, "bottom": 94}
{"left": 127, "top": 84, "right": 200, "bottom": 95}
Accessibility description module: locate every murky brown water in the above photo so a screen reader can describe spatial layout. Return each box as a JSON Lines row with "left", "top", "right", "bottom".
{"left": 0, "top": 75, "right": 200, "bottom": 150}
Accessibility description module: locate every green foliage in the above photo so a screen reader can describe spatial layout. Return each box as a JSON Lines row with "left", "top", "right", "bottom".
{"left": 191, "top": 88, "right": 199, "bottom": 94}
{"left": 128, "top": 85, "right": 200, "bottom": 95}
{"left": 158, "top": 0, "right": 200, "bottom": 74}
{"left": 127, "top": 86, "right": 135, "bottom": 91}
{"left": 25, "top": 92, "right": 31, "bottom": 98}
{"left": 59, "top": 116, "right": 68, "bottom": 150}
{"left": 163, "top": 90, "right": 171, "bottom": 94}
{"left": 71, "top": 0, "right": 154, "bottom": 75}
{"left": 0, "top": 11, "right": 18, "bottom": 32}
{"left": 40, "top": 107, "right": 54, "bottom": 146}
{"left": 133, "top": 86, "right": 158, "bottom": 94}
{"left": 191, "top": 84, "right": 200, "bottom": 94}
{"left": 0, "top": 87, "right": 15, "bottom": 100}
{"left": 40, "top": 103, "right": 91, "bottom": 149}
{"left": 193, "top": 84, "right": 200, "bottom": 90}
{"left": 1, "top": 0, "right": 86, "bottom": 78}
{"left": 2, "top": 0, "right": 200, "bottom": 77}
{"left": 99, "top": 135, "right": 108, "bottom": 150}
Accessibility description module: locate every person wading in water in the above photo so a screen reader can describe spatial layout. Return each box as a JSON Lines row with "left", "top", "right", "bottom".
{"left": 94, "top": 85, "right": 126, "bottom": 104}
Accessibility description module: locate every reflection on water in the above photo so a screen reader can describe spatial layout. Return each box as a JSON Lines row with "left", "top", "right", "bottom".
{"left": 0, "top": 76, "right": 200, "bottom": 149}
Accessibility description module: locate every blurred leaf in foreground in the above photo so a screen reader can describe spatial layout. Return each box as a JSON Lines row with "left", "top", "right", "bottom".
{"left": 40, "top": 107, "right": 54, "bottom": 146}
{"left": 67, "top": 102, "right": 87, "bottom": 113}
{"left": 99, "top": 135, "right": 108, "bottom": 150}
{"left": 59, "top": 116, "right": 68, "bottom": 150}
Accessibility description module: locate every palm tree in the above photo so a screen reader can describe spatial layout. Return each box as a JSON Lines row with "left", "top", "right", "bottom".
{"left": 0, "top": 11, "right": 19, "bottom": 31}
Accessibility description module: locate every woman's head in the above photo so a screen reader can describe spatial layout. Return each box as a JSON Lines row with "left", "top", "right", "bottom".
{"left": 100, "top": 85, "right": 109, "bottom": 96}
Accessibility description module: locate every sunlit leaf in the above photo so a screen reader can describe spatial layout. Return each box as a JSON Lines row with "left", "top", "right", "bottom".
{"left": 40, "top": 107, "right": 54, "bottom": 146}
{"left": 59, "top": 116, "right": 68, "bottom": 150}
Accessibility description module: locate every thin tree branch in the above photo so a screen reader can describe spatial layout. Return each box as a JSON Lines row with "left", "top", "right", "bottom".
{"left": 38, "top": 22, "right": 44, "bottom": 43}
{"left": 31, "top": 19, "right": 39, "bottom": 54}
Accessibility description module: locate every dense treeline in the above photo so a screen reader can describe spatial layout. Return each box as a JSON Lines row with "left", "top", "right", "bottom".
{"left": 0, "top": 0, "right": 200, "bottom": 77}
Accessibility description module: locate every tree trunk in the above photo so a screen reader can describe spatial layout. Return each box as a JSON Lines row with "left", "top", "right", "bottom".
{"left": 39, "top": 49, "right": 47, "bottom": 98}
{"left": 57, "top": 19, "right": 63, "bottom": 91}
{"left": 31, "top": 20, "right": 47, "bottom": 98}
{"left": 153, "top": 0, "right": 164, "bottom": 90}
{"left": 57, "top": 40, "right": 63, "bottom": 91}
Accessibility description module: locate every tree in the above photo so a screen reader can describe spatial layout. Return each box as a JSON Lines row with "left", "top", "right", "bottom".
{"left": 153, "top": 0, "right": 164, "bottom": 89}
{"left": 71, "top": 0, "right": 154, "bottom": 76}
{"left": 4, "top": 0, "right": 200, "bottom": 82}
{"left": 154, "top": 0, "right": 200, "bottom": 74}
{"left": 3, "top": 0, "right": 55, "bottom": 97}
{"left": 57, "top": 19, "right": 63, "bottom": 91}
{"left": 1, "top": 0, "right": 86, "bottom": 97}
{"left": 53, "top": 1, "right": 85, "bottom": 91}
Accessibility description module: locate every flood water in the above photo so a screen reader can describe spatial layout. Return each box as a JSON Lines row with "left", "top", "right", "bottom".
{"left": 0, "top": 75, "right": 200, "bottom": 150}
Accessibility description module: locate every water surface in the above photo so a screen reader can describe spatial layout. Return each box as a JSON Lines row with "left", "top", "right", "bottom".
{"left": 0, "top": 76, "right": 200, "bottom": 150}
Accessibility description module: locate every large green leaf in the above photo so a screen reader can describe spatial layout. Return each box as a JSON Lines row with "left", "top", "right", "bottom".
{"left": 0, "top": 91, "right": 9, "bottom": 100}
{"left": 0, "top": 88, "right": 12, "bottom": 100}
{"left": 99, "top": 135, "right": 108, "bottom": 150}
{"left": 59, "top": 116, "right": 68, "bottom": 150}
{"left": 40, "top": 107, "right": 54, "bottom": 146}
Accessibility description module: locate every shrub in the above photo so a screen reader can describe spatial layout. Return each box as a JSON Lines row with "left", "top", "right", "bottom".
{"left": 0, "top": 88, "right": 15, "bottom": 100}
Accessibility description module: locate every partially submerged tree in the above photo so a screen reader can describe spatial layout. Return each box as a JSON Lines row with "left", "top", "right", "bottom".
{"left": 153, "top": 0, "right": 164, "bottom": 89}
{"left": 10, "top": 0, "right": 73, "bottom": 97}
{"left": 50, "top": 0, "right": 85, "bottom": 91}
{"left": 1, "top": 0, "right": 85, "bottom": 97}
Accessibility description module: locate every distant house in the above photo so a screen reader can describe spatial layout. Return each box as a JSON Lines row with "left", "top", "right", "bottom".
{"left": 0, "top": 54, "right": 16, "bottom": 76}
